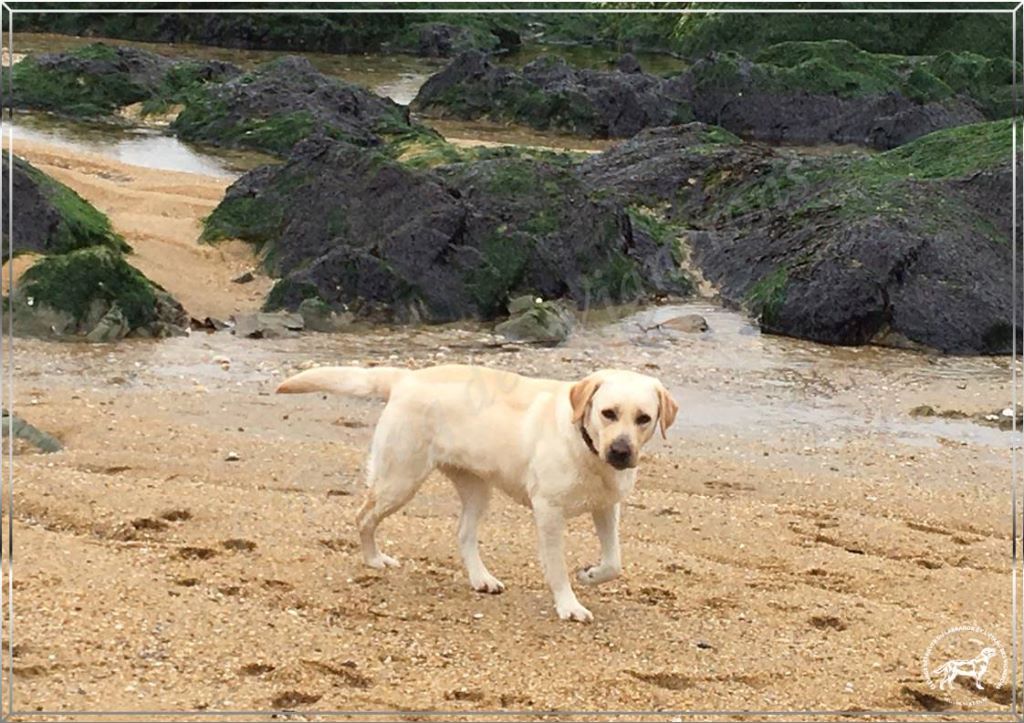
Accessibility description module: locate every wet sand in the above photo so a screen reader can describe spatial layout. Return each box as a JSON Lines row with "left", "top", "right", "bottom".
{"left": 4, "top": 306, "right": 1019, "bottom": 719}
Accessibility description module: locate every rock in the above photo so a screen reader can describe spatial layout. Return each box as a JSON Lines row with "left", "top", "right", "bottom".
{"left": 583, "top": 120, "right": 1020, "bottom": 354}
{"left": 1, "top": 409, "right": 63, "bottom": 453}
{"left": 662, "top": 314, "right": 708, "bottom": 333}
{"left": 10, "top": 246, "right": 190, "bottom": 342}
{"left": 495, "top": 299, "right": 574, "bottom": 346}
{"left": 3, "top": 154, "right": 128, "bottom": 260}
{"left": 12, "top": 42, "right": 239, "bottom": 118}
{"left": 190, "top": 316, "right": 230, "bottom": 332}
{"left": 225, "top": 451, "right": 240, "bottom": 462}
{"left": 298, "top": 297, "right": 352, "bottom": 333}
{"left": 616, "top": 53, "right": 643, "bottom": 74}
{"left": 673, "top": 42, "right": 991, "bottom": 149}
{"left": 412, "top": 51, "right": 693, "bottom": 138}
{"left": 19, "top": 13, "right": 521, "bottom": 57}
{"left": 231, "top": 311, "right": 305, "bottom": 339}
{"left": 232, "top": 270, "right": 255, "bottom": 284}
{"left": 85, "top": 304, "right": 130, "bottom": 343}
{"left": 413, "top": 41, "right": 1011, "bottom": 148}
{"left": 206, "top": 137, "right": 690, "bottom": 323}
{"left": 172, "top": 55, "right": 418, "bottom": 156}
{"left": 910, "top": 405, "right": 937, "bottom": 417}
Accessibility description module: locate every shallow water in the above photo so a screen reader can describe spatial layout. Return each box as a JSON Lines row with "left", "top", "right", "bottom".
{"left": 12, "top": 300, "right": 1015, "bottom": 451}
{"left": 5, "top": 112, "right": 274, "bottom": 177}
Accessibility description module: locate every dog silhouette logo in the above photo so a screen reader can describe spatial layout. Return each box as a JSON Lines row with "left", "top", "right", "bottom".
{"left": 922, "top": 626, "right": 1007, "bottom": 706}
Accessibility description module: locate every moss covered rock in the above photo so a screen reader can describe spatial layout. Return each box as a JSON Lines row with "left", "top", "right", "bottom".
{"left": 172, "top": 55, "right": 426, "bottom": 155}
{"left": 206, "top": 136, "right": 689, "bottom": 323}
{"left": 3, "top": 154, "right": 128, "bottom": 260}
{"left": 12, "top": 42, "right": 239, "bottom": 118}
{"left": 582, "top": 120, "right": 1018, "bottom": 354}
{"left": 673, "top": 8, "right": 1010, "bottom": 60}
{"left": 17, "top": 12, "right": 521, "bottom": 58}
{"left": 415, "top": 42, "right": 1012, "bottom": 149}
{"left": 674, "top": 41, "right": 1009, "bottom": 148}
{"left": 413, "top": 51, "right": 693, "bottom": 139}
{"left": 11, "top": 246, "right": 188, "bottom": 342}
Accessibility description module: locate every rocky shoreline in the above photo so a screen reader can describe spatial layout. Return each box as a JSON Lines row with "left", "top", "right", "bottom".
{"left": 7, "top": 40, "right": 1019, "bottom": 354}
{"left": 412, "top": 42, "right": 1012, "bottom": 148}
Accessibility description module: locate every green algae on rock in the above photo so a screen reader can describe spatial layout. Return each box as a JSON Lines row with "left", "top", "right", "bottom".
{"left": 3, "top": 154, "right": 129, "bottom": 260}
{"left": 12, "top": 43, "right": 239, "bottom": 118}
{"left": 12, "top": 246, "right": 189, "bottom": 342}
{"left": 580, "top": 120, "right": 1018, "bottom": 354}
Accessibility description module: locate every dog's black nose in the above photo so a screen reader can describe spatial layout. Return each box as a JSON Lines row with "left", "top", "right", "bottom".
{"left": 607, "top": 438, "right": 634, "bottom": 470}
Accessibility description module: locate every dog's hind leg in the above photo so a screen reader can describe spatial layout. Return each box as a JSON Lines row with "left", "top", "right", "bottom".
{"left": 445, "top": 469, "right": 504, "bottom": 594}
{"left": 356, "top": 412, "right": 431, "bottom": 569}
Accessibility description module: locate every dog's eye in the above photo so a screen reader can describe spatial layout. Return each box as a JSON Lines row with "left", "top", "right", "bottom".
{"left": 636, "top": 414, "right": 652, "bottom": 425}
{"left": 601, "top": 409, "right": 617, "bottom": 421}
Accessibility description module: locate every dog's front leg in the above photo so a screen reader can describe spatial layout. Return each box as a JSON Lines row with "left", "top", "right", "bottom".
{"left": 533, "top": 500, "right": 593, "bottom": 622}
{"left": 577, "top": 503, "right": 621, "bottom": 585}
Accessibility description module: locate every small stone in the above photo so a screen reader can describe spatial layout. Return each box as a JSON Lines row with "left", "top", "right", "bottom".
{"left": 225, "top": 452, "right": 240, "bottom": 462}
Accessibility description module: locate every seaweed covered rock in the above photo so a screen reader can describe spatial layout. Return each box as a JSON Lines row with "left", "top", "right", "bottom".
{"left": 204, "top": 137, "right": 689, "bottom": 322}
{"left": 495, "top": 296, "right": 574, "bottom": 345}
{"left": 674, "top": 41, "right": 1004, "bottom": 148}
{"left": 12, "top": 42, "right": 239, "bottom": 117}
{"left": 673, "top": 9, "right": 1010, "bottom": 60}
{"left": 10, "top": 246, "right": 189, "bottom": 341}
{"left": 17, "top": 12, "right": 521, "bottom": 57}
{"left": 391, "top": 21, "right": 520, "bottom": 58}
{"left": 584, "top": 121, "right": 1019, "bottom": 354}
{"left": 3, "top": 154, "right": 128, "bottom": 260}
{"left": 414, "top": 42, "right": 1013, "bottom": 148}
{"left": 172, "top": 55, "right": 420, "bottom": 155}
{"left": 412, "top": 51, "right": 693, "bottom": 138}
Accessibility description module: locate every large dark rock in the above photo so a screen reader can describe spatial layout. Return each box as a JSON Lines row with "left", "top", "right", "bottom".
{"left": 172, "top": 55, "right": 418, "bottom": 155}
{"left": 12, "top": 43, "right": 239, "bottom": 117}
{"left": 204, "top": 137, "right": 690, "bottom": 322}
{"left": 2, "top": 154, "right": 128, "bottom": 261}
{"left": 412, "top": 51, "right": 694, "bottom": 138}
{"left": 583, "top": 120, "right": 1019, "bottom": 354}
{"left": 414, "top": 42, "right": 1013, "bottom": 149}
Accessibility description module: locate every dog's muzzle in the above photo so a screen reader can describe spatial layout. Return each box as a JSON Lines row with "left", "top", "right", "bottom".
{"left": 606, "top": 437, "right": 636, "bottom": 470}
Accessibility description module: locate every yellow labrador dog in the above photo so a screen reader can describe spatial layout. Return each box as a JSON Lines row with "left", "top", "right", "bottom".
{"left": 276, "top": 364, "right": 678, "bottom": 622}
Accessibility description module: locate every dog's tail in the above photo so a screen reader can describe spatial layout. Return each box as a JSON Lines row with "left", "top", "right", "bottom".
{"left": 275, "top": 366, "right": 408, "bottom": 400}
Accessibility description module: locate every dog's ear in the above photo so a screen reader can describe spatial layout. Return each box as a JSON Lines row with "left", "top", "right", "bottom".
{"left": 656, "top": 384, "right": 679, "bottom": 439}
{"left": 569, "top": 375, "right": 601, "bottom": 424}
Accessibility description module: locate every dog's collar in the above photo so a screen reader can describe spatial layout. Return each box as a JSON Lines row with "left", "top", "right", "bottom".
{"left": 579, "top": 423, "right": 599, "bottom": 457}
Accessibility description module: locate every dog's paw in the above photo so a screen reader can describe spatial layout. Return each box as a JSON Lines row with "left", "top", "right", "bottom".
{"left": 365, "top": 553, "right": 400, "bottom": 569}
{"left": 470, "top": 574, "right": 506, "bottom": 594}
{"left": 576, "top": 563, "right": 621, "bottom": 586}
{"left": 556, "top": 600, "right": 593, "bottom": 623}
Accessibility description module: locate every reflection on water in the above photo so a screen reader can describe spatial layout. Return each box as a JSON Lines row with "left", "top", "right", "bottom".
{"left": 5, "top": 112, "right": 275, "bottom": 177}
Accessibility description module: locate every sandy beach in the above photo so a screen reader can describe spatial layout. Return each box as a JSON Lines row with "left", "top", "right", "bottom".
{"left": 2, "top": 135, "right": 1019, "bottom": 721}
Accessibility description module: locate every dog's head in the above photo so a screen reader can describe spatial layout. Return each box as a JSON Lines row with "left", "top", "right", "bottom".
{"left": 569, "top": 370, "right": 678, "bottom": 470}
